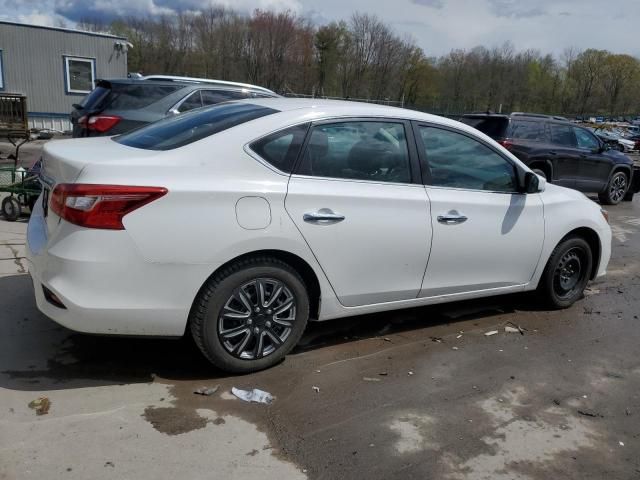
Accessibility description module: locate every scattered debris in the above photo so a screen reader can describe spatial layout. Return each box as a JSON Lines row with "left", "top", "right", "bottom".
{"left": 312, "top": 386, "right": 320, "bottom": 393}
{"left": 625, "top": 408, "right": 632, "bottom": 416}
{"left": 104, "top": 462, "right": 115, "bottom": 468}
{"left": 363, "top": 377, "right": 381, "bottom": 382}
{"left": 378, "top": 372, "right": 388, "bottom": 376}
{"left": 383, "top": 337, "right": 392, "bottom": 342}
{"left": 456, "top": 334, "right": 462, "bottom": 339}
{"left": 452, "top": 346, "right": 459, "bottom": 350}
{"left": 315, "top": 370, "right": 321, "bottom": 373}
{"left": 231, "top": 387, "right": 274, "bottom": 404}
{"left": 505, "top": 322, "right": 526, "bottom": 334}
{"left": 577, "top": 409, "right": 603, "bottom": 418}
{"left": 619, "top": 441, "right": 625, "bottom": 447}
{"left": 484, "top": 330, "right": 499, "bottom": 336}
{"left": 553, "top": 399, "right": 561, "bottom": 406}
{"left": 582, "top": 395, "right": 588, "bottom": 399}
{"left": 28, "top": 397, "right": 50, "bottom": 416}
{"left": 193, "top": 386, "right": 219, "bottom": 396}
{"left": 584, "top": 287, "right": 600, "bottom": 296}
{"left": 430, "top": 337, "right": 443, "bottom": 343}
{"left": 408, "top": 371, "right": 414, "bottom": 376}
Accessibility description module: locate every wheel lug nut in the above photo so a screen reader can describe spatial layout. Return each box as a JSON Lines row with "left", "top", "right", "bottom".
{"left": 266, "top": 321, "right": 271, "bottom": 327}
{"left": 247, "top": 319, "right": 253, "bottom": 325}
{"left": 254, "top": 307, "right": 260, "bottom": 313}
{"left": 266, "top": 309, "right": 272, "bottom": 314}
{"left": 254, "top": 327, "right": 260, "bottom": 334}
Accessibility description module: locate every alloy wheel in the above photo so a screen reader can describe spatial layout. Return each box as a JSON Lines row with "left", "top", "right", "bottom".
{"left": 609, "top": 173, "right": 627, "bottom": 203}
{"left": 218, "top": 278, "right": 296, "bottom": 360}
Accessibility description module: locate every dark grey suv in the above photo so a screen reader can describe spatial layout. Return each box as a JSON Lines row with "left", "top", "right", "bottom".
{"left": 71, "top": 75, "right": 279, "bottom": 137}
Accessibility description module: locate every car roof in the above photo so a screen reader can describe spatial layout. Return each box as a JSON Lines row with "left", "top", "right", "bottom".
{"left": 236, "top": 97, "right": 463, "bottom": 124}
{"left": 99, "top": 78, "right": 276, "bottom": 95}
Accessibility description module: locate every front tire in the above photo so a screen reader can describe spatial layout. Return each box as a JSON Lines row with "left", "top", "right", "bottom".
{"left": 538, "top": 236, "right": 592, "bottom": 309}
{"left": 190, "top": 257, "right": 309, "bottom": 373}
{"left": 598, "top": 171, "right": 628, "bottom": 205}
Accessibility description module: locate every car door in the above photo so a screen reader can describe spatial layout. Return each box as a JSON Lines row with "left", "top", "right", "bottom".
{"left": 573, "top": 126, "right": 610, "bottom": 192}
{"left": 547, "top": 123, "right": 580, "bottom": 188}
{"left": 285, "top": 119, "right": 431, "bottom": 307}
{"left": 414, "top": 123, "right": 544, "bottom": 297}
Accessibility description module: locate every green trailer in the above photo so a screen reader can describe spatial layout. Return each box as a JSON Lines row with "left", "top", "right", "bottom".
{"left": 0, "top": 94, "right": 41, "bottom": 221}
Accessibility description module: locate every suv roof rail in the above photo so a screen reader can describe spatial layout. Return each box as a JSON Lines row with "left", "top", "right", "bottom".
{"left": 511, "top": 112, "right": 568, "bottom": 121}
{"left": 141, "top": 75, "right": 277, "bottom": 95}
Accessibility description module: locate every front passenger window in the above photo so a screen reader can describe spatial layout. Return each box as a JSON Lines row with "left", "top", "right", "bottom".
{"left": 419, "top": 126, "right": 517, "bottom": 192}
{"left": 573, "top": 127, "right": 600, "bottom": 150}
{"left": 296, "top": 121, "right": 411, "bottom": 183}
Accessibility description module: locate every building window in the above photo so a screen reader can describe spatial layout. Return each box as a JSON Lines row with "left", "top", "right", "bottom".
{"left": 64, "top": 56, "right": 95, "bottom": 94}
{"left": 0, "top": 50, "right": 4, "bottom": 90}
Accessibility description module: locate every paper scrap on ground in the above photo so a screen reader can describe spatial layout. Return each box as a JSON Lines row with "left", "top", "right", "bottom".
{"left": 231, "top": 387, "right": 274, "bottom": 404}
{"left": 484, "top": 330, "right": 499, "bottom": 336}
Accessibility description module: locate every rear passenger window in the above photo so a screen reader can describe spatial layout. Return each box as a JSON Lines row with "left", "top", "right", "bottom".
{"left": 510, "top": 120, "right": 545, "bottom": 140}
{"left": 549, "top": 124, "right": 576, "bottom": 147}
{"left": 250, "top": 124, "right": 309, "bottom": 173}
{"left": 178, "top": 91, "right": 203, "bottom": 112}
{"left": 296, "top": 121, "right": 411, "bottom": 183}
{"left": 201, "top": 90, "right": 247, "bottom": 106}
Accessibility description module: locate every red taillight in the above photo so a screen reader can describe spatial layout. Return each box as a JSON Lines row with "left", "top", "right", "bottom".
{"left": 50, "top": 184, "right": 167, "bottom": 230}
{"left": 498, "top": 139, "right": 513, "bottom": 150}
{"left": 78, "top": 115, "right": 121, "bottom": 133}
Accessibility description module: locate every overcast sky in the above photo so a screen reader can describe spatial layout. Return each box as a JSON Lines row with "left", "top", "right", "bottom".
{"left": 1, "top": 0, "right": 638, "bottom": 58}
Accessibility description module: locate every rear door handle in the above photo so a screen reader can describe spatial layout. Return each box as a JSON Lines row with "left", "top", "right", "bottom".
{"left": 437, "top": 213, "right": 468, "bottom": 225}
{"left": 303, "top": 209, "right": 345, "bottom": 223}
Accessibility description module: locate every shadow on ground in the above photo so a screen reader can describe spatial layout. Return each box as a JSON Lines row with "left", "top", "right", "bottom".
{"left": 0, "top": 272, "right": 548, "bottom": 392}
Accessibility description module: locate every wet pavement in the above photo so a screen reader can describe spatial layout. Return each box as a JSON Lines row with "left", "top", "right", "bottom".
{"left": 1, "top": 197, "right": 640, "bottom": 479}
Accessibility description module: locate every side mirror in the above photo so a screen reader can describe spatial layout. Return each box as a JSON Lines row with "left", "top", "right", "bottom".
{"left": 523, "top": 171, "right": 543, "bottom": 193}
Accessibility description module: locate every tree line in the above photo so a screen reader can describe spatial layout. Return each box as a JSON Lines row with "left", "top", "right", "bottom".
{"left": 78, "top": 7, "right": 640, "bottom": 117}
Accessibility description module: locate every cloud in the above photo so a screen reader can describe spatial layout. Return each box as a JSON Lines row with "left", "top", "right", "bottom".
{"left": 487, "top": 0, "right": 545, "bottom": 18}
{"left": 410, "top": 0, "right": 444, "bottom": 7}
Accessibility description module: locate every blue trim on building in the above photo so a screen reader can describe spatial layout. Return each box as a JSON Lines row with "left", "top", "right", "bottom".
{"left": 28, "top": 112, "right": 71, "bottom": 118}
{"left": 0, "top": 20, "right": 126, "bottom": 40}
{"left": 0, "top": 49, "right": 4, "bottom": 91}
{"left": 63, "top": 55, "right": 96, "bottom": 96}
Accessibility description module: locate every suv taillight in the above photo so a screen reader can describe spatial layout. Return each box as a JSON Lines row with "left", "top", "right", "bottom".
{"left": 50, "top": 184, "right": 167, "bottom": 230}
{"left": 78, "top": 115, "right": 121, "bottom": 133}
{"left": 498, "top": 139, "right": 513, "bottom": 150}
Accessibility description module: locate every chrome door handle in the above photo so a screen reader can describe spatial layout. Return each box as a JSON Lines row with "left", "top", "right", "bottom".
{"left": 437, "top": 213, "right": 468, "bottom": 225}
{"left": 303, "top": 209, "right": 345, "bottom": 223}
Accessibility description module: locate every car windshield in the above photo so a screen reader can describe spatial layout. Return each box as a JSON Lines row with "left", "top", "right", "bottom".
{"left": 114, "top": 102, "right": 278, "bottom": 150}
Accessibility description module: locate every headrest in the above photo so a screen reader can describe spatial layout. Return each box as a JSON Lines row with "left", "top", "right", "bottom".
{"left": 347, "top": 140, "right": 399, "bottom": 173}
{"left": 308, "top": 130, "right": 329, "bottom": 157}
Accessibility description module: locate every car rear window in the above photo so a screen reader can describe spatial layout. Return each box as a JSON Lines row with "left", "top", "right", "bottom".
{"left": 114, "top": 102, "right": 278, "bottom": 151}
{"left": 459, "top": 116, "right": 509, "bottom": 139}
{"left": 78, "top": 82, "right": 183, "bottom": 112}
{"left": 509, "top": 120, "right": 546, "bottom": 140}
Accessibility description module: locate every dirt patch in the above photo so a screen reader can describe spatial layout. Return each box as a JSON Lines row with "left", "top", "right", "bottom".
{"left": 142, "top": 406, "right": 209, "bottom": 435}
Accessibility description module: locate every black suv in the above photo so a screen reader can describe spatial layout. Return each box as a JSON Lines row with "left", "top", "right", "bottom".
{"left": 460, "top": 112, "right": 640, "bottom": 204}
{"left": 71, "top": 75, "right": 279, "bottom": 138}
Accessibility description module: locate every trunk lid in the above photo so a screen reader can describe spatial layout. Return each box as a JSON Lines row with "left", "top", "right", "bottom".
{"left": 40, "top": 137, "right": 161, "bottom": 235}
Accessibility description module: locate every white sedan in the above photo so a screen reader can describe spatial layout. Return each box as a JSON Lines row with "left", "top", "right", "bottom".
{"left": 27, "top": 99, "right": 612, "bottom": 372}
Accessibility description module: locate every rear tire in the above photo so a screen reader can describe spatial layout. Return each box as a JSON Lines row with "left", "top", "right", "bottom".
{"left": 538, "top": 236, "right": 592, "bottom": 309}
{"left": 1, "top": 196, "right": 21, "bottom": 221}
{"left": 598, "top": 171, "right": 628, "bottom": 205}
{"left": 190, "top": 256, "right": 309, "bottom": 373}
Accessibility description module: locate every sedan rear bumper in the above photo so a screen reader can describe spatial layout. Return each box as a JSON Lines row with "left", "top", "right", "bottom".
{"left": 26, "top": 197, "right": 215, "bottom": 337}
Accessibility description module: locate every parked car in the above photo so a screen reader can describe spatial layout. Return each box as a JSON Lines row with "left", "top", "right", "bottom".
{"left": 460, "top": 112, "right": 639, "bottom": 204}
{"left": 591, "top": 128, "right": 636, "bottom": 153}
{"left": 28, "top": 99, "right": 612, "bottom": 372}
{"left": 70, "top": 75, "right": 279, "bottom": 137}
